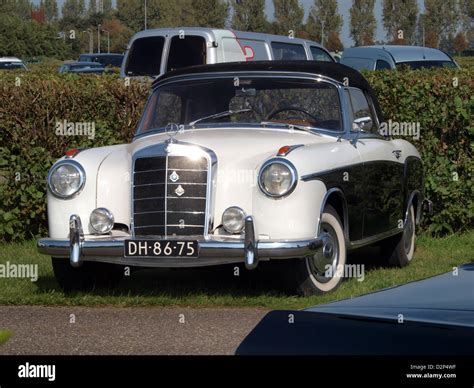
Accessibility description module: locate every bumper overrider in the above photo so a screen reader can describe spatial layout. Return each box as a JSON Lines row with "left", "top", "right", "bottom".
{"left": 37, "top": 215, "right": 327, "bottom": 270}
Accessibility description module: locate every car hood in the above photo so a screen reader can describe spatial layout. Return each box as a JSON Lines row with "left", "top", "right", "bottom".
{"left": 306, "top": 263, "right": 474, "bottom": 327}
{"left": 130, "top": 127, "right": 334, "bottom": 165}
{"left": 235, "top": 264, "right": 474, "bottom": 355}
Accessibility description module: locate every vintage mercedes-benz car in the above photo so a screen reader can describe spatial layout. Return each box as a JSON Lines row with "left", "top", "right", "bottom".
{"left": 37, "top": 61, "right": 428, "bottom": 295}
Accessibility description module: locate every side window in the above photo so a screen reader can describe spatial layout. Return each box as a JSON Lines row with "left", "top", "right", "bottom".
{"left": 310, "top": 46, "right": 333, "bottom": 62}
{"left": 237, "top": 39, "right": 270, "bottom": 60}
{"left": 347, "top": 88, "right": 376, "bottom": 133}
{"left": 271, "top": 42, "right": 307, "bottom": 60}
{"left": 375, "top": 59, "right": 391, "bottom": 70}
{"left": 341, "top": 57, "right": 375, "bottom": 71}
{"left": 167, "top": 35, "right": 206, "bottom": 72}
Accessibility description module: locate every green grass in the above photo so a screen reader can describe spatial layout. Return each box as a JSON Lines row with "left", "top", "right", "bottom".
{"left": 0, "top": 329, "right": 12, "bottom": 344}
{"left": 0, "top": 232, "right": 472, "bottom": 309}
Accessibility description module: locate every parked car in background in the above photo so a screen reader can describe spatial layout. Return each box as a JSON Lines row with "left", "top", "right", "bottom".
{"left": 121, "top": 27, "right": 334, "bottom": 78}
{"left": 0, "top": 57, "right": 27, "bottom": 70}
{"left": 38, "top": 60, "right": 428, "bottom": 296}
{"left": 78, "top": 53, "right": 124, "bottom": 69}
{"left": 58, "top": 61, "right": 109, "bottom": 74}
{"left": 341, "top": 45, "right": 459, "bottom": 71}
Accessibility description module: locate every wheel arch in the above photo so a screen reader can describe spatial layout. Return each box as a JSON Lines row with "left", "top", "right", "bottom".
{"left": 403, "top": 156, "right": 424, "bottom": 226}
{"left": 318, "top": 187, "right": 349, "bottom": 245}
{"left": 406, "top": 190, "right": 422, "bottom": 226}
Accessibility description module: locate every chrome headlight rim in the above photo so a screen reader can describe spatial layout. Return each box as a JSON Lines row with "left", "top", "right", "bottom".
{"left": 221, "top": 206, "right": 246, "bottom": 234}
{"left": 47, "top": 160, "right": 86, "bottom": 200}
{"left": 258, "top": 158, "right": 298, "bottom": 199}
{"left": 89, "top": 207, "right": 115, "bottom": 235}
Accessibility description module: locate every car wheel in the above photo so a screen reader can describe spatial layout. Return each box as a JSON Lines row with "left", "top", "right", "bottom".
{"left": 381, "top": 204, "right": 416, "bottom": 267}
{"left": 52, "top": 258, "right": 124, "bottom": 292}
{"left": 283, "top": 205, "right": 347, "bottom": 296}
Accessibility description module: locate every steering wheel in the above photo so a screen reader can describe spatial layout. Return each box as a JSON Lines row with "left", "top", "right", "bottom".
{"left": 265, "top": 106, "right": 319, "bottom": 123}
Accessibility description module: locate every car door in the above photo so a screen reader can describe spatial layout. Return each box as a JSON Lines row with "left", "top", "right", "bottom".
{"left": 346, "top": 87, "right": 404, "bottom": 239}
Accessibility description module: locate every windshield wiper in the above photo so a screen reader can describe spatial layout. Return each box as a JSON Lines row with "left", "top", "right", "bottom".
{"left": 189, "top": 109, "right": 253, "bottom": 126}
{"left": 260, "top": 121, "right": 318, "bottom": 134}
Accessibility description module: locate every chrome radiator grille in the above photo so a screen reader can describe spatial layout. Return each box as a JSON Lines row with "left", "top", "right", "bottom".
{"left": 132, "top": 154, "right": 208, "bottom": 237}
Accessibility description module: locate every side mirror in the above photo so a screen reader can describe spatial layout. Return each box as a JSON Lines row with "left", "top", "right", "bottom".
{"left": 352, "top": 116, "right": 372, "bottom": 132}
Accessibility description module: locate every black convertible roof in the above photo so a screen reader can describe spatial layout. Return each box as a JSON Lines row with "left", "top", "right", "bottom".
{"left": 154, "top": 60, "right": 369, "bottom": 89}
{"left": 153, "top": 60, "right": 383, "bottom": 120}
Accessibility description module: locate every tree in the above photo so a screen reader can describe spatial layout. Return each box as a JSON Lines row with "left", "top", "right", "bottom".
{"left": 272, "top": 0, "right": 304, "bottom": 36}
{"left": 305, "top": 0, "right": 343, "bottom": 46}
{"left": 453, "top": 31, "right": 468, "bottom": 53}
{"left": 459, "top": 0, "right": 474, "bottom": 47}
{"left": 349, "top": 0, "right": 376, "bottom": 46}
{"left": 117, "top": 0, "right": 197, "bottom": 32}
{"left": 44, "top": 0, "right": 58, "bottom": 22}
{"left": 117, "top": 0, "right": 156, "bottom": 31}
{"left": 100, "top": 17, "right": 134, "bottom": 53}
{"left": 0, "top": 0, "right": 32, "bottom": 19}
{"left": 382, "top": 0, "right": 418, "bottom": 44}
{"left": 0, "top": 13, "right": 70, "bottom": 59}
{"left": 421, "top": 0, "right": 459, "bottom": 49}
{"left": 62, "top": 0, "right": 85, "bottom": 20}
{"left": 88, "top": 0, "right": 113, "bottom": 15}
{"left": 230, "top": 0, "right": 268, "bottom": 32}
{"left": 192, "top": 0, "right": 228, "bottom": 28}
{"left": 152, "top": 0, "right": 196, "bottom": 28}
{"left": 326, "top": 31, "right": 343, "bottom": 51}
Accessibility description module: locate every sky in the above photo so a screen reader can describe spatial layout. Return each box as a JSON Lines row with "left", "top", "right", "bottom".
{"left": 30, "top": 0, "right": 426, "bottom": 47}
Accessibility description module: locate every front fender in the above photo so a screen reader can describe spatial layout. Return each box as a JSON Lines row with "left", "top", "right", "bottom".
{"left": 47, "top": 145, "right": 127, "bottom": 238}
{"left": 253, "top": 179, "right": 327, "bottom": 240}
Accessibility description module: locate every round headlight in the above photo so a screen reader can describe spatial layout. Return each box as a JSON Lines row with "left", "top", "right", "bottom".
{"left": 90, "top": 208, "right": 114, "bottom": 234}
{"left": 258, "top": 159, "right": 297, "bottom": 198}
{"left": 48, "top": 161, "right": 85, "bottom": 199}
{"left": 222, "top": 207, "right": 246, "bottom": 234}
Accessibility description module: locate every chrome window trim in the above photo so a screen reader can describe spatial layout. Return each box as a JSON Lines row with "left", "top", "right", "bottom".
{"left": 47, "top": 159, "right": 86, "bottom": 200}
{"left": 258, "top": 158, "right": 298, "bottom": 199}
{"left": 131, "top": 140, "right": 217, "bottom": 239}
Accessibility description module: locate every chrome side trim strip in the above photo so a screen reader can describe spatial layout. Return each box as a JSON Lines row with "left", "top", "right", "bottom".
{"left": 348, "top": 228, "right": 402, "bottom": 250}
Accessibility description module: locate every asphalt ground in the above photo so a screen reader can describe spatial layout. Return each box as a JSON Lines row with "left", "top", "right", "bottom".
{"left": 0, "top": 306, "right": 269, "bottom": 355}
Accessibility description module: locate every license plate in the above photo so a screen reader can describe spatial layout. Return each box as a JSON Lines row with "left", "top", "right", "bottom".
{"left": 124, "top": 240, "right": 199, "bottom": 258}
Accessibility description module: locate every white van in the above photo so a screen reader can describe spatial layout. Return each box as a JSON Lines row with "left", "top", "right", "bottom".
{"left": 120, "top": 27, "right": 334, "bottom": 78}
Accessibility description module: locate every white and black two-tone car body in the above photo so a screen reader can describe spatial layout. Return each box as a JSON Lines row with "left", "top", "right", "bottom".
{"left": 38, "top": 61, "right": 428, "bottom": 295}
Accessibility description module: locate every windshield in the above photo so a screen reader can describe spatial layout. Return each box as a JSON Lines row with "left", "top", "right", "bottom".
{"left": 396, "top": 60, "right": 458, "bottom": 69}
{"left": 137, "top": 76, "right": 342, "bottom": 135}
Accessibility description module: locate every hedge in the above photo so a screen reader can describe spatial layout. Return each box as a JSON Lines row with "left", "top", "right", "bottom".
{"left": 0, "top": 67, "right": 472, "bottom": 240}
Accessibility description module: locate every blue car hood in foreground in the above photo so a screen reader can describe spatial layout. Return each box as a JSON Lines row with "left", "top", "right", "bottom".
{"left": 236, "top": 264, "right": 474, "bottom": 355}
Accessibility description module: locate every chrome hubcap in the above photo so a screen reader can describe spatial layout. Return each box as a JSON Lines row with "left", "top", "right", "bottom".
{"left": 310, "top": 225, "right": 339, "bottom": 283}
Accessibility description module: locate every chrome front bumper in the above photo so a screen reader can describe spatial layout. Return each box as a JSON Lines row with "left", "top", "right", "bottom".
{"left": 37, "top": 215, "right": 326, "bottom": 270}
